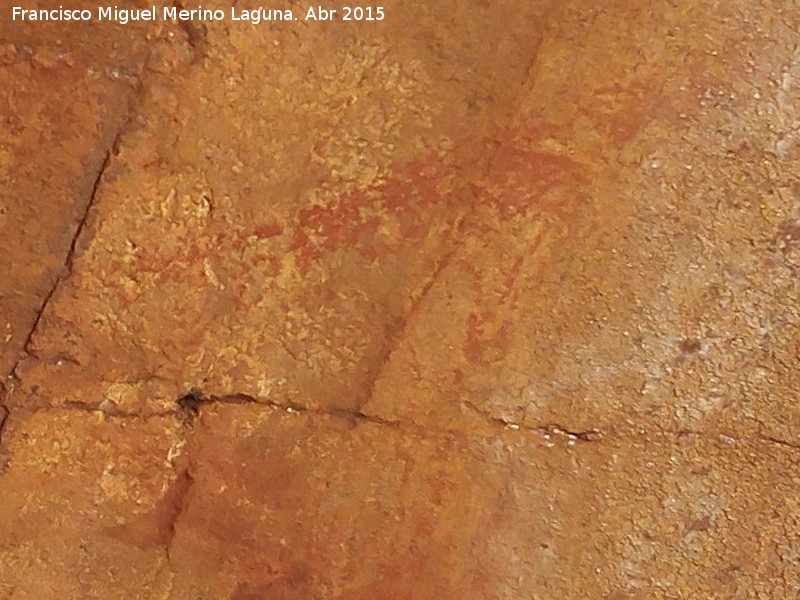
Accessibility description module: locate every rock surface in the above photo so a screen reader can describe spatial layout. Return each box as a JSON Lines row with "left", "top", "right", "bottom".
{"left": 2, "top": 1, "right": 800, "bottom": 598}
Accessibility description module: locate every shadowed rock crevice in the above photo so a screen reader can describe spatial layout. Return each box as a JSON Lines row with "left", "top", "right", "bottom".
{"left": 0, "top": 405, "right": 8, "bottom": 449}
{"left": 162, "top": 465, "right": 195, "bottom": 564}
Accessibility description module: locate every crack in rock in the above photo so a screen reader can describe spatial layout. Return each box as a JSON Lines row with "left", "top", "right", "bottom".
{"left": 461, "top": 399, "right": 603, "bottom": 443}
{"left": 18, "top": 146, "right": 114, "bottom": 364}
{"left": 176, "top": 390, "right": 610, "bottom": 446}
{"left": 0, "top": 405, "right": 8, "bottom": 447}
{"left": 0, "top": 140, "right": 116, "bottom": 451}
{"left": 757, "top": 435, "right": 800, "bottom": 451}
{"left": 14, "top": 389, "right": 800, "bottom": 455}
{"left": 162, "top": 464, "right": 194, "bottom": 565}
{"left": 176, "top": 389, "right": 403, "bottom": 429}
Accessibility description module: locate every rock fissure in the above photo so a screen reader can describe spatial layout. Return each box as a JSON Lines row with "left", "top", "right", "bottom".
{"left": 460, "top": 399, "right": 604, "bottom": 442}
{"left": 14, "top": 392, "right": 800, "bottom": 455}
{"left": 0, "top": 405, "right": 8, "bottom": 447}
{"left": 757, "top": 435, "right": 800, "bottom": 452}
{"left": 16, "top": 146, "right": 115, "bottom": 373}
{"left": 0, "top": 129, "right": 124, "bottom": 452}
{"left": 162, "top": 464, "right": 195, "bottom": 565}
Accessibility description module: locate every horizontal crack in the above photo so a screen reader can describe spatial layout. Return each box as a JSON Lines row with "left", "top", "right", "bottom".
{"left": 460, "top": 399, "right": 603, "bottom": 443}
{"left": 176, "top": 391, "right": 608, "bottom": 445}
{"left": 15, "top": 390, "right": 800, "bottom": 455}
{"left": 177, "top": 390, "right": 403, "bottom": 429}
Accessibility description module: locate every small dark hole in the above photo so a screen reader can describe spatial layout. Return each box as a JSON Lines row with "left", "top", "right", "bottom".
{"left": 177, "top": 388, "right": 204, "bottom": 415}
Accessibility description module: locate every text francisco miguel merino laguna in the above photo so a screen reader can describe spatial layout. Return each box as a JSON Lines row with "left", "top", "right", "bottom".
{"left": 11, "top": 5, "right": 385, "bottom": 24}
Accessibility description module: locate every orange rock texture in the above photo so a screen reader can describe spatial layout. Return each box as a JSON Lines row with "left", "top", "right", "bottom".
{"left": 2, "top": 1, "right": 800, "bottom": 598}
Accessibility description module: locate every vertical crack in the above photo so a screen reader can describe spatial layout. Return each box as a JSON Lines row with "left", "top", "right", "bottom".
{"left": 17, "top": 146, "right": 114, "bottom": 365}
{"left": 1, "top": 87, "right": 141, "bottom": 454}
{"left": 0, "top": 404, "right": 8, "bottom": 451}
{"left": 0, "top": 141, "right": 115, "bottom": 453}
{"left": 162, "top": 463, "right": 195, "bottom": 564}
{"left": 162, "top": 389, "right": 202, "bottom": 567}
